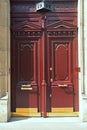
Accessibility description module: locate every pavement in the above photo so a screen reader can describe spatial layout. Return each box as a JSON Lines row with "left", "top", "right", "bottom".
{"left": 0, "top": 117, "right": 87, "bottom": 130}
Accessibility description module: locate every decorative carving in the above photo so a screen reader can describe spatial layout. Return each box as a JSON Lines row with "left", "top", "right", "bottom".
{"left": 18, "top": 42, "right": 34, "bottom": 82}
{"left": 48, "top": 31, "right": 76, "bottom": 37}
{"left": 54, "top": 42, "right": 69, "bottom": 80}
{"left": 11, "top": 20, "right": 42, "bottom": 37}
{"left": 47, "top": 20, "right": 77, "bottom": 37}
{"left": 21, "top": 43, "right": 34, "bottom": 51}
{"left": 12, "top": 31, "right": 42, "bottom": 37}
{"left": 55, "top": 42, "right": 68, "bottom": 49}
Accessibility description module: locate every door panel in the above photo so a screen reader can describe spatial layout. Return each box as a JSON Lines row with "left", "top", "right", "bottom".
{"left": 17, "top": 42, "right": 34, "bottom": 85}
{"left": 51, "top": 42, "right": 72, "bottom": 85}
{"left": 49, "top": 40, "right": 74, "bottom": 112}
{"left": 11, "top": 39, "right": 39, "bottom": 115}
{"left": 55, "top": 43, "right": 68, "bottom": 80}
{"left": 52, "top": 87, "right": 73, "bottom": 108}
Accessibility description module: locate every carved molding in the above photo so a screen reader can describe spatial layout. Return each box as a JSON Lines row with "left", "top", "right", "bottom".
{"left": 12, "top": 20, "right": 77, "bottom": 38}
{"left": 11, "top": 20, "right": 42, "bottom": 37}
{"left": 47, "top": 20, "right": 77, "bottom": 37}
{"left": 47, "top": 20, "right": 77, "bottom": 29}
{"left": 12, "top": 31, "right": 42, "bottom": 37}
{"left": 48, "top": 31, "right": 76, "bottom": 37}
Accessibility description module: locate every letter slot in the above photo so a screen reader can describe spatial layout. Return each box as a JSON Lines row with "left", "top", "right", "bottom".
{"left": 21, "top": 84, "right": 33, "bottom": 90}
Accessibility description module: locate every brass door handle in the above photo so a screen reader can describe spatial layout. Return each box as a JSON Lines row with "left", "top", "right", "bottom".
{"left": 58, "top": 84, "right": 68, "bottom": 87}
{"left": 21, "top": 84, "right": 32, "bottom": 90}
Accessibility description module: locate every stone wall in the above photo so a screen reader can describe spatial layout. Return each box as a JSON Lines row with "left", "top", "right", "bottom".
{"left": 81, "top": 0, "right": 87, "bottom": 122}
{"left": 0, "top": 0, "right": 10, "bottom": 122}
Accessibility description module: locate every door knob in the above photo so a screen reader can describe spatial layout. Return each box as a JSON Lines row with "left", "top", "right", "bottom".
{"left": 50, "top": 94, "right": 52, "bottom": 97}
{"left": 50, "top": 67, "right": 52, "bottom": 71}
{"left": 50, "top": 78, "right": 53, "bottom": 83}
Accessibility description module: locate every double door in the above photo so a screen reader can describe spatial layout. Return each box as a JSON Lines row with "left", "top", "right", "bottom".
{"left": 11, "top": 21, "right": 78, "bottom": 117}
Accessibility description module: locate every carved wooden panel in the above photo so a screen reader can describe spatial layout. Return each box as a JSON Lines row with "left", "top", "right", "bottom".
{"left": 13, "top": 40, "right": 38, "bottom": 87}
{"left": 18, "top": 42, "right": 34, "bottom": 82}
{"left": 55, "top": 43, "right": 68, "bottom": 80}
{"left": 50, "top": 40, "right": 74, "bottom": 109}
{"left": 51, "top": 42, "right": 72, "bottom": 82}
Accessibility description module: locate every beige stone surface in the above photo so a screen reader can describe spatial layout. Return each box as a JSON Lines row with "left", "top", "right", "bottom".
{"left": 0, "top": 0, "right": 10, "bottom": 122}
{"left": 0, "top": 96, "right": 8, "bottom": 122}
{"left": 0, "top": 0, "right": 10, "bottom": 98}
{"left": 0, "top": 76, "right": 7, "bottom": 97}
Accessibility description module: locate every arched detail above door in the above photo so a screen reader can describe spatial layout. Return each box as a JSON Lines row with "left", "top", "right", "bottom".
{"left": 11, "top": 20, "right": 42, "bottom": 37}
{"left": 47, "top": 20, "right": 77, "bottom": 38}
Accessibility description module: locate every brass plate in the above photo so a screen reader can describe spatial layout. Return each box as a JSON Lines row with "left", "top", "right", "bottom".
{"left": 52, "top": 108, "right": 73, "bottom": 113}
{"left": 48, "top": 108, "right": 78, "bottom": 117}
{"left": 11, "top": 112, "right": 40, "bottom": 117}
{"left": 47, "top": 112, "right": 79, "bottom": 117}
{"left": 11, "top": 108, "right": 40, "bottom": 117}
{"left": 16, "top": 108, "right": 38, "bottom": 113}
{"left": 11, "top": 108, "right": 78, "bottom": 117}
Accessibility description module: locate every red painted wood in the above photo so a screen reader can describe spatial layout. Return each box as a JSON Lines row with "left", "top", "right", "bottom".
{"left": 55, "top": 44, "right": 68, "bottom": 80}
{"left": 48, "top": 40, "right": 74, "bottom": 109}
{"left": 11, "top": 40, "right": 39, "bottom": 110}
{"left": 46, "top": 18, "right": 78, "bottom": 112}
{"left": 41, "top": 17, "right": 47, "bottom": 117}
{"left": 51, "top": 42, "right": 72, "bottom": 83}
{"left": 52, "top": 87, "right": 73, "bottom": 108}
{"left": 11, "top": 0, "right": 78, "bottom": 116}
{"left": 16, "top": 88, "right": 38, "bottom": 108}
{"left": 41, "top": 81, "right": 47, "bottom": 117}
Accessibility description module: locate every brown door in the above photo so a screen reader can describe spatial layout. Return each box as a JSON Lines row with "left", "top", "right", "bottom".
{"left": 11, "top": 25, "right": 78, "bottom": 117}
{"left": 46, "top": 22, "right": 78, "bottom": 116}
{"left": 11, "top": 26, "right": 78, "bottom": 117}
{"left": 11, "top": 38, "right": 40, "bottom": 116}
{"left": 48, "top": 41, "right": 75, "bottom": 116}
{"left": 11, "top": 0, "right": 78, "bottom": 117}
